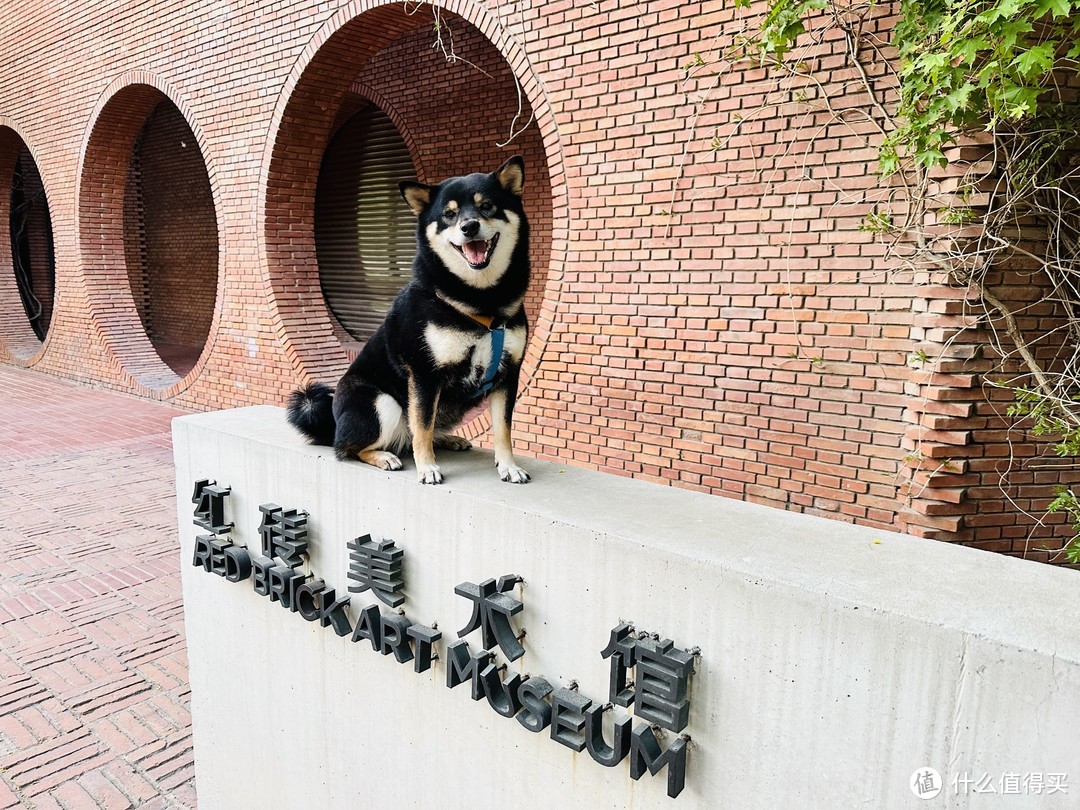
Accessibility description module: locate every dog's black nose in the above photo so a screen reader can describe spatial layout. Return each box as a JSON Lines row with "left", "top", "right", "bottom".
{"left": 460, "top": 219, "right": 480, "bottom": 238}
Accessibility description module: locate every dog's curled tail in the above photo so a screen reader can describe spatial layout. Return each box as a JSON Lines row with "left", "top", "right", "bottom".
{"left": 286, "top": 382, "right": 336, "bottom": 447}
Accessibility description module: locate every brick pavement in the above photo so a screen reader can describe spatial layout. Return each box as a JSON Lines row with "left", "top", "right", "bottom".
{"left": 0, "top": 365, "right": 195, "bottom": 809}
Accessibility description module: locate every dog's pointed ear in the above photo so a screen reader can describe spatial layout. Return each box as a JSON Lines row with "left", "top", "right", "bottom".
{"left": 399, "top": 181, "right": 434, "bottom": 216}
{"left": 494, "top": 156, "right": 525, "bottom": 196}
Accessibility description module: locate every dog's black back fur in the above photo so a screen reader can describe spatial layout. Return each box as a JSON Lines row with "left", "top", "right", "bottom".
{"left": 287, "top": 157, "right": 530, "bottom": 478}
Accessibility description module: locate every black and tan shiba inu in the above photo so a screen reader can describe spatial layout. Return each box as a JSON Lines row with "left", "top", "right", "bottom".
{"left": 286, "top": 156, "right": 531, "bottom": 485}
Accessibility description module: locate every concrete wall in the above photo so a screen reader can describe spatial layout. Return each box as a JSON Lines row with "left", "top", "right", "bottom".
{"left": 174, "top": 407, "right": 1080, "bottom": 809}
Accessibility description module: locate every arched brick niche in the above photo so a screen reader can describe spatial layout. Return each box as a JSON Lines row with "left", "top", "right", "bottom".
{"left": 0, "top": 126, "right": 55, "bottom": 363}
{"left": 316, "top": 99, "right": 418, "bottom": 350}
{"left": 262, "top": 1, "right": 566, "bottom": 422}
{"left": 78, "top": 81, "right": 221, "bottom": 393}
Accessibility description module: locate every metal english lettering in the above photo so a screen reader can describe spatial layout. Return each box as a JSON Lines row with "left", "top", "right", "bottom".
{"left": 190, "top": 479, "right": 698, "bottom": 799}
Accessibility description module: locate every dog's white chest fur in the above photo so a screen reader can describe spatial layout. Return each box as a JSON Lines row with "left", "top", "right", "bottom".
{"left": 424, "top": 323, "right": 526, "bottom": 376}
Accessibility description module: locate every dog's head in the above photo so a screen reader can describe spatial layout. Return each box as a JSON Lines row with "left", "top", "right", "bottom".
{"left": 399, "top": 156, "right": 526, "bottom": 291}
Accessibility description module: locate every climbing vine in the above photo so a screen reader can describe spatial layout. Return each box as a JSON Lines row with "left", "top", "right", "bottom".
{"left": 711, "top": 0, "right": 1080, "bottom": 560}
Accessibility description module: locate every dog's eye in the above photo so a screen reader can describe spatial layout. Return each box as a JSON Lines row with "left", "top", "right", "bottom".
{"left": 442, "top": 209, "right": 457, "bottom": 223}
{"left": 479, "top": 201, "right": 496, "bottom": 216}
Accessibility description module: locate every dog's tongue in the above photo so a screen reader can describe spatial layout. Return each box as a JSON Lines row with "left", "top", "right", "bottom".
{"left": 462, "top": 240, "right": 488, "bottom": 265}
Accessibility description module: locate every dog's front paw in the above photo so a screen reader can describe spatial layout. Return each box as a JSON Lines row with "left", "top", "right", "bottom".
{"left": 417, "top": 463, "right": 444, "bottom": 485}
{"left": 497, "top": 461, "right": 531, "bottom": 484}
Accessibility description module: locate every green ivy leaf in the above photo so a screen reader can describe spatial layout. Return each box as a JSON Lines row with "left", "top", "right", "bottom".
{"left": 917, "top": 51, "right": 951, "bottom": 72}
{"left": 1034, "top": 0, "right": 1072, "bottom": 18}
{"left": 996, "top": 19, "right": 1036, "bottom": 52}
{"left": 915, "top": 148, "right": 947, "bottom": 168}
{"left": 1000, "top": 84, "right": 1044, "bottom": 119}
{"left": 976, "top": 0, "right": 1024, "bottom": 25}
{"left": 1012, "top": 42, "right": 1056, "bottom": 78}
{"left": 944, "top": 83, "right": 976, "bottom": 113}
{"left": 954, "top": 37, "right": 992, "bottom": 65}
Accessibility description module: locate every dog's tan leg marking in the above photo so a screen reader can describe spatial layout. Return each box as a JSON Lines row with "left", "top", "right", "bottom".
{"left": 408, "top": 375, "right": 443, "bottom": 484}
{"left": 434, "top": 434, "right": 472, "bottom": 451}
{"left": 358, "top": 449, "right": 403, "bottom": 471}
{"left": 489, "top": 389, "right": 530, "bottom": 483}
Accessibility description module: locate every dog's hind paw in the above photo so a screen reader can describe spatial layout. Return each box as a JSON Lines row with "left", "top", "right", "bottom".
{"left": 360, "top": 450, "right": 403, "bottom": 471}
{"left": 435, "top": 434, "right": 472, "bottom": 451}
{"left": 417, "top": 463, "right": 444, "bottom": 485}
{"left": 497, "top": 462, "right": 531, "bottom": 484}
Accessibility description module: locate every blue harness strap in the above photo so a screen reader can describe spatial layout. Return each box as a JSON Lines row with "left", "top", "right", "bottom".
{"left": 477, "top": 326, "right": 505, "bottom": 395}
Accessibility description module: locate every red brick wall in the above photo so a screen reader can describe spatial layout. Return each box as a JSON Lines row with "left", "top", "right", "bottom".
{"left": 505, "top": 1, "right": 911, "bottom": 532}
{"left": 0, "top": 0, "right": 1073, "bottom": 561}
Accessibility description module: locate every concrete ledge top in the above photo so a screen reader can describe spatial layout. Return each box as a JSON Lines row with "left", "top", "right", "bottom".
{"left": 174, "top": 406, "right": 1080, "bottom": 663}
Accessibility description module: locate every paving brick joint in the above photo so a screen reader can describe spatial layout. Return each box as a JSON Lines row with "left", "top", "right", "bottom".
{"left": 0, "top": 365, "right": 194, "bottom": 809}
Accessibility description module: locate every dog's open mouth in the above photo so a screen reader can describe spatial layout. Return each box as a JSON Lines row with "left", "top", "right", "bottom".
{"left": 453, "top": 233, "right": 500, "bottom": 269}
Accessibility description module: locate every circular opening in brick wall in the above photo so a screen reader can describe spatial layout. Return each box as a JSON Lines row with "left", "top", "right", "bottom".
{"left": 316, "top": 102, "right": 418, "bottom": 349}
{"left": 79, "top": 83, "right": 220, "bottom": 393}
{"left": 263, "top": 2, "right": 564, "bottom": 417}
{"left": 0, "top": 128, "right": 55, "bottom": 362}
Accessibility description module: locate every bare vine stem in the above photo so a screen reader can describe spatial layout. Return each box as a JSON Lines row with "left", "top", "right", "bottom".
{"left": 665, "top": 0, "right": 1080, "bottom": 557}
{"left": 406, "top": 0, "right": 534, "bottom": 147}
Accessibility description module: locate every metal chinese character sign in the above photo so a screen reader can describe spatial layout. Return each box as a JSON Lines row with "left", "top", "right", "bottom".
{"left": 347, "top": 535, "right": 404, "bottom": 607}
{"left": 455, "top": 575, "right": 525, "bottom": 661}
{"left": 189, "top": 478, "right": 700, "bottom": 799}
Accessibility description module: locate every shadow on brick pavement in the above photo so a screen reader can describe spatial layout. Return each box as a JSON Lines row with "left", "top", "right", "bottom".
{"left": 0, "top": 365, "right": 197, "bottom": 809}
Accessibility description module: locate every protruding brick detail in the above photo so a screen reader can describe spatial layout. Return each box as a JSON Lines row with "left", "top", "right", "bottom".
{"left": 897, "top": 134, "right": 1080, "bottom": 560}
{"left": 900, "top": 279, "right": 980, "bottom": 541}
